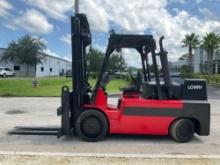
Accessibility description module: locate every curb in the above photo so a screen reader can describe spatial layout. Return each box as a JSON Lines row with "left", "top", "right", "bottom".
{"left": 208, "top": 84, "right": 220, "bottom": 88}
{"left": 0, "top": 152, "right": 220, "bottom": 165}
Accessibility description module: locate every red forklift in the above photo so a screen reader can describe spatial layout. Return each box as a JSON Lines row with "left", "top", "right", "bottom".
{"left": 10, "top": 13, "right": 210, "bottom": 143}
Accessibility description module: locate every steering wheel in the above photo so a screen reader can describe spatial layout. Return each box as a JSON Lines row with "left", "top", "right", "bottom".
{"left": 100, "top": 72, "right": 111, "bottom": 90}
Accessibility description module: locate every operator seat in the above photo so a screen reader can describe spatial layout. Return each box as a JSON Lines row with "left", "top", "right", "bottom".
{"left": 142, "top": 81, "right": 182, "bottom": 100}
{"left": 122, "top": 72, "right": 142, "bottom": 97}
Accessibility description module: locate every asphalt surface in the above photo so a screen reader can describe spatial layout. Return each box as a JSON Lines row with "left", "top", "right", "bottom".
{"left": 0, "top": 86, "right": 219, "bottom": 156}
{"left": 207, "top": 85, "right": 220, "bottom": 99}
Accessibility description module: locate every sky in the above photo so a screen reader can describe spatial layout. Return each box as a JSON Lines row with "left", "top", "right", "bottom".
{"left": 0, "top": 0, "right": 220, "bottom": 67}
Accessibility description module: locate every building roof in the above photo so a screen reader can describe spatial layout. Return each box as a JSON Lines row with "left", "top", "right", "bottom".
{"left": 0, "top": 47, "right": 71, "bottom": 63}
{"left": 42, "top": 53, "right": 71, "bottom": 63}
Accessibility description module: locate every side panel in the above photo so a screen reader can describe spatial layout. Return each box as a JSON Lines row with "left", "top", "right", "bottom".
{"left": 122, "top": 98, "right": 183, "bottom": 108}
{"left": 84, "top": 96, "right": 210, "bottom": 136}
{"left": 110, "top": 116, "right": 175, "bottom": 135}
{"left": 109, "top": 99, "right": 183, "bottom": 135}
{"left": 182, "top": 102, "right": 210, "bottom": 135}
{"left": 108, "top": 99, "right": 210, "bottom": 136}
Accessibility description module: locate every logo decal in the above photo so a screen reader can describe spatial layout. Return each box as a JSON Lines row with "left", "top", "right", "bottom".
{"left": 187, "top": 85, "right": 203, "bottom": 90}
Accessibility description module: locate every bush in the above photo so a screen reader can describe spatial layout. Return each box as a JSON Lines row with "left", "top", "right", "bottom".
{"left": 181, "top": 73, "right": 220, "bottom": 84}
{"left": 180, "top": 65, "right": 193, "bottom": 74}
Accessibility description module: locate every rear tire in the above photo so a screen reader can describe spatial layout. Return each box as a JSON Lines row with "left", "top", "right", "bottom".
{"left": 169, "top": 119, "right": 195, "bottom": 143}
{"left": 76, "top": 110, "right": 108, "bottom": 142}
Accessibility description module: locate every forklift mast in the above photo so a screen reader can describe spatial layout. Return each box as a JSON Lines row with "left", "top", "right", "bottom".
{"left": 71, "top": 14, "right": 91, "bottom": 125}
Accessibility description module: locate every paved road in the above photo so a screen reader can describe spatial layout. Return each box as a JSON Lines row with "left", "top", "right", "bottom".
{"left": 0, "top": 96, "right": 219, "bottom": 155}
{"left": 207, "top": 85, "right": 220, "bottom": 99}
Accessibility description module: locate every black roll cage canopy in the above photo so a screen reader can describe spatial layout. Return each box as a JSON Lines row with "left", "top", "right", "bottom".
{"left": 91, "top": 34, "right": 163, "bottom": 102}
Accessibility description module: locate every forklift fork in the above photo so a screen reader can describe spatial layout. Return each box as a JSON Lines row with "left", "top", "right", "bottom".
{"left": 57, "top": 86, "right": 72, "bottom": 137}
{"left": 8, "top": 86, "right": 72, "bottom": 138}
{"left": 8, "top": 126, "right": 59, "bottom": 136}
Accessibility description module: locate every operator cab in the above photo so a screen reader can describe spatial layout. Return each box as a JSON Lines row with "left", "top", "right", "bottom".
{"left": 92, "top": 34, "right": 173, "bottom": 102}
{"left": 94, "top": 34, "right": 207, "bottom": 102}
{"left": 91, "top": 34, "right": 159, "bottom": 102}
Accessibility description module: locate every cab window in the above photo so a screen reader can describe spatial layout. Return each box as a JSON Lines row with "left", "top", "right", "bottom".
{"left": 5, "top": 68, "right": 12, "bottom": 71}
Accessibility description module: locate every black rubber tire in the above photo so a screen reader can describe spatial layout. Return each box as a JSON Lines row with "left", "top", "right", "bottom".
{"left": 76, "top": 110, "right": 108, "bottom": 142}
{"left": 169, "top": 119, "right": 195, "bottom": 143}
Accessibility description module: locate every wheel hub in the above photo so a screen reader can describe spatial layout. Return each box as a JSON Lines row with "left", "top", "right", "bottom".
{"left": 81, "top": 117, "right": 102, "bottom": 138}
{"left": 178, "top": 123, "right": 192, "bottom": 138}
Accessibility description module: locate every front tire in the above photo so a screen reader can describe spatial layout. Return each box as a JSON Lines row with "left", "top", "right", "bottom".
{"left": 169, "top": 119, "right": 195, "bottom": 143}
{"left": 76, "top": 110, "right": 108, "bottom": 142}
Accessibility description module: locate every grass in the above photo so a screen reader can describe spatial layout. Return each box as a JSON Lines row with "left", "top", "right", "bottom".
{"left": 105, "top": 79, "right": 130, "bottom": 93}
{"left": 0, "top": 77, "right": 130, "bottom": 97}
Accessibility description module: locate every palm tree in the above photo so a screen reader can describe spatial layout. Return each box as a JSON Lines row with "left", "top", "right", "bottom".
{"left": 181, "top": 33, "right": 200, "bottom": 71}
{"left": 202, "top": 32, "right": 220, "bottom": 74}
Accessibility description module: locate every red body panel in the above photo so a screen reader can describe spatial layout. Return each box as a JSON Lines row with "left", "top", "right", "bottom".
{"left": 84, "top": 88, "right": 183, "bottom": 135}
{"left": 122, "top": 97, "right": 183, "bottom": 109}
{"left": 110, "top": 116, "right": 175, "bottom": 135}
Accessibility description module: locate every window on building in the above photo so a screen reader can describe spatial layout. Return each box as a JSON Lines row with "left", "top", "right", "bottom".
{"left": 14, "top": 66, "right": 20, "bottom": 71}
{"left": 41, "top": 67, "right": 44, "bottom": 72}
{"left": 218, "top": 63, "right": 220, "bottom": 74}
{"left": 50, "top": 68, "right": 53, "bottom": 72}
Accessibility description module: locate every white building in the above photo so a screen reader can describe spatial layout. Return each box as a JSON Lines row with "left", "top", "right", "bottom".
{"left": 169, "top": 54, "right": 188, "bottom": 74}
{"left": 194, "top": 47, "right": 220, "bottom": 74}
{"left": 0, "top": 48, "right": 72, "bottom": 77}
{"left": 169, "top": 47, "right": 220, "bottom": 74}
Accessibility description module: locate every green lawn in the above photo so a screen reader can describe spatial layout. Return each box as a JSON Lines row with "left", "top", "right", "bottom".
{"left": 0, "top": 77, "right": 130, "bottom": 97}
{"left": 181, "top": 73, "right": 220, "bottom": 84}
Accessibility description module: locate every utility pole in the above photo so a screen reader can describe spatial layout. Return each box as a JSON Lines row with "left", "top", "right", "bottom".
{"left": 75, "top": 0, "right": 79, "bottom": 14}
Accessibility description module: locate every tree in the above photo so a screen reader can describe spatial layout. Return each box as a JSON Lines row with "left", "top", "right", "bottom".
{"left": 1, "top": 35, "right": 46, "bottom": 76}
{"left": 202, "top": 32, "right": 220, "bottom": 74}
{"left": 127, "top": 66, "right": 138, "bottom": 74}
{"left": 180, "top": 65, "right": 192, "bottom": 74}
{"left": 108, "top": 53, "right": 127, "bottom": 73}
{"left": 87, "top": 48, "right": 104, "bottom": 78}
{"left": 181, "top": 33, "right": 200, "bottom": 70}
{"left": 87, "top": 48, "right": 127, "bottom": 78}
{"left": 1, "top": 42, "right": 20, "bottom": 63}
